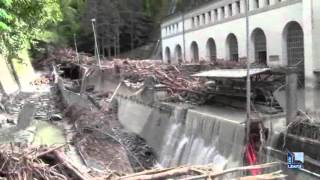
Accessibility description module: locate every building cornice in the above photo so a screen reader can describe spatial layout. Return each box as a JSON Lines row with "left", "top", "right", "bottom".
{"left": 162, "top": 0, "right": 302, "bottom": 40}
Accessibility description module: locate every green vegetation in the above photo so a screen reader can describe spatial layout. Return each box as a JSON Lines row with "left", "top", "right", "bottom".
{"left": 0, "top": 0, "right": 12, "bottom": 32}
{"left": 56, "top": 0, "right": 85, "bottom": 45}
{"left": 0, "top": 0, "right": 62, "bottom": 88}
{"left": 0, "top": 0, "right": 62, "bottom": 55}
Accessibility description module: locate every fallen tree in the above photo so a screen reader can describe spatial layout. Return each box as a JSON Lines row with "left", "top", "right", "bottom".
{"left": 118, "top": 162, "right": 286, "bottom": 180}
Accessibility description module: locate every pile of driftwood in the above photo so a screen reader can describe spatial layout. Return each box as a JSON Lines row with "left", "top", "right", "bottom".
{"left": 0, "top": 143, "right": 286, "bottom": 180}
{"left": 113, "top": 59, "right": 202, "bottom": 88}
{"left": 30, "top": 75, "right": 51, "bottom": 86}
{"left": 108, "top": 59, "right": 212, "bottom": 104}
{"left": 34, "top": 48, "right": 96, "bottom": 69}
{"left": 118, "top": 162, "right": 286, "bottom": 180}
{"left": 0, "top": 144, "right": 118, "bottom": 180}
{"left": 40, "top": 48, "right": 272, "bottom": 104}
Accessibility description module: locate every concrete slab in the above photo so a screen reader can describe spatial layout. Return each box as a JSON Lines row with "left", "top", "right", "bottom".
{"left": 0, "top": 55, "right": 19, "bottom": 94}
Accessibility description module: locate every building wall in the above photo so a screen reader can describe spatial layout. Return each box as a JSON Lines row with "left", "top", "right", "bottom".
{"left": 161, "top": 0, "right": 303, "bottom": 67}
{"left": 303, "top": 0, "right": 320, "bottom": 112}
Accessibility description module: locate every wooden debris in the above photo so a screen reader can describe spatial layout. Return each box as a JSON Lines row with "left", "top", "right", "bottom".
{"left": 0, "top": 144, "right": 119, "bottom": 180}
{"left": 0, "top": 143, "right": 286, "bottom": 180}
{"left": 38, "top": 48, "right": 283, "bottom": 106}
{"left": 119, "top": 162, "right": 285, "bottom": 180}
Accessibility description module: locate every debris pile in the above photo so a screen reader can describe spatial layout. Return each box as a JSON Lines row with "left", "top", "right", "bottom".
{"left": 40, "top": 48, "right": 284, "bottom": 108}
{"left": 31, "top": 75, "right": 51, "bottom": 86}
{"left": 64, "top": 104, "right": 156, "bottom": 173}
{"left": 105, "top": 59, "right": 214, "bottom": 104}
{"left": 34, "top": 48, "right": 95, "bottom": 69}
{"left": 36, "top": 48, "right": 279, "bottom": 105}
{"left": 0, "top": 144, "right": 114, "bottom": 180}
{"left": 0, "top": 142, "right": 285, "bottom": 180}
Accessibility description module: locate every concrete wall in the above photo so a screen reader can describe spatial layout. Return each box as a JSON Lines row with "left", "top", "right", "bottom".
{"left": 161, "top": 0, "right": 302, "bottom": 67}
{"left": 117, "top": 97, "right": 245, "bottom": 168}
{"left": 117, "top": 97, "right": 172, "bottom": 155}
{"left": 303, "top": 0, "right": 320, "bottom": 112}
{"left": 57, "top": 77, "right": 93, "bottom": 108}
{"left": 0, "top": 55, "right": 19, "bottom": 94}
{"left": 85, "top": 68, "right": 134, "bottom": 96}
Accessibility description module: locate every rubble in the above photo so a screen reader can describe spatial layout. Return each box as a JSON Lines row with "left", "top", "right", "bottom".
{"left": 35, "top": 48, "right": 285, "bottom": 107}
{"left": 33, "top": 48, "right": 95, "bottom": 70}
{"left": 30, "top": 75, "right": 51, "bottom": 86}
{"left": 0, "top": 144, "right": 120, "bottom": 180}
{"left": 64, "top": 103, "right": 157, "bottom": 173}
{"left": 0, "top": 143, "right": 285, "bottom": 180}
{"left": 94, "top": 59, "right": 283, "bottom": 108}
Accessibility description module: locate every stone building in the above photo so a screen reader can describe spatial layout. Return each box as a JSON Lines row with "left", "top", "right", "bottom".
{"left": 161, "top": 0, "right": 320, "bottom": 113}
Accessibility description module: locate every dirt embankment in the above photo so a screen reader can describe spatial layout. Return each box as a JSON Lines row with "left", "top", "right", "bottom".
{"left": 64, "top": 101, "right": 156, "bottom": 173}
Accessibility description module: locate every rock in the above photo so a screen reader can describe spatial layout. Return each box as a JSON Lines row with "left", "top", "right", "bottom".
{"left": 7, "top": 118, "right": 16, "bottom": 125}
{"left": 0, "top": 103, "right": 5, "bottom": 112}
{"left": 50, "top": 114, "right": 63, "bottom": 121}
{"left": 0, "top": 114, "right": 8, "bottom": 125}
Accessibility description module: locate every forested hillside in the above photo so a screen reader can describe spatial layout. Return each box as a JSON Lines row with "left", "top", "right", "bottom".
{"left": 1, "top": 0, "right": 216, "bottom": 60}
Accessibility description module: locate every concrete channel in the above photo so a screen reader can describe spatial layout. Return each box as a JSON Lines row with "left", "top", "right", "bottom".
{"left": 54, "top": 64, "right": 320, "bottom": 179}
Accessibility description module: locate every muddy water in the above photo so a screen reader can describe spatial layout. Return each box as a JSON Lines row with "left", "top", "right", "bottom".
{"left": 32, "top": 121, "right": 66, "bottom": 146}
{"left": 0, "top": 120, "right": 66, "bottom": 145}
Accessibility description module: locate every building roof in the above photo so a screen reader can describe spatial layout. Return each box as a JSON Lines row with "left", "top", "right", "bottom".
{"left": 192, "top": 68, "right": 271, "bottom": 78}
{"left": 162, "top": 0, "right": 223, "bottom": 22}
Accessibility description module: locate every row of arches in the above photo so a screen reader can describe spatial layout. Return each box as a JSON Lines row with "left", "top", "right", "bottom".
{"left": 165, "top": 21, "right": 304, "bottom": 69}
{"left": 165, "top": 45, "right": 183, "bottom": 64}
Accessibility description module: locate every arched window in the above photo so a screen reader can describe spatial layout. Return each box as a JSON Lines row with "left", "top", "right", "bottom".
{"left": 165, "top": 47, "right": 171, "bottom": 64}
{"left": 252, "top": 28, "right": 267, "bottom": 65}
{"left": 175, "top": 45, "right": 183, "bottom": 63}
{"left": 191, "top": 42, "right": 199, "bottom": 62}
{"left": 226, "top": 34, "right": 239, "bottom": 61}
{"left": 285, "top": 22, "right": 304, "bottom": 66}
{"left": 283, "top": 21, "right": 304, "bottom": 86}
{"left": 206, "top": 38, "right": 217, "bottom": 61}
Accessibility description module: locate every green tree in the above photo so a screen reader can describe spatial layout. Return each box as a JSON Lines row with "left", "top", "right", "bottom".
{"left": 0, "top": 0, "right": 62, "bottom": 88}
{"left": 1, "top": 0, "right": 62, "bottom": 54}
{"left": 57, "top": 0, "right": 85, "bottom": 45}
{"left": 0, "top": 0, "right": 13, "bottom": 32}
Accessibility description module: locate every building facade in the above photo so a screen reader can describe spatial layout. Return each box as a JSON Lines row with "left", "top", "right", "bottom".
{"left": 161, "top": 0, "right": 320, "bottom": 113}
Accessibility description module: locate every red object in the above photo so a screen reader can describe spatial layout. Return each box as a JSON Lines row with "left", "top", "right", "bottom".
{"left": 245, "top": 143, "right": 261, "bottom": 175}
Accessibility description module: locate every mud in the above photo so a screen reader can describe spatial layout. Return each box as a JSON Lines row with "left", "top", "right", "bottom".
{"left": 64, "top": 103, "right": 156, "bottom": 173}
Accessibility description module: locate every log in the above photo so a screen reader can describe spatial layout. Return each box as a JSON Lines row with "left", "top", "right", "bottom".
{"left": 119, "top": 163, "right": 282, "bottom": 180}
{"left": 239, "top": 171, "right": 287, "bottom": 180}
{"left": 118, "top": 167, "right": 177, "bottom": 179}
{"left": 184, "top": 162, "right": 281, "bottom": 180}
{"left": 35, "top": 144, "right": 67, "bottom": 158}
{"left": 120, "top": 167, "right": 198, "bottom": 180}
{"left": 51, "top": 150, "right": 90, "bottom": 180}
{"left": 119, "top": 164, "right": 220, "bottom": 180}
